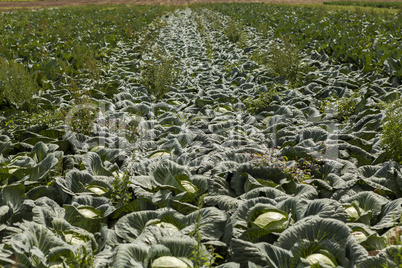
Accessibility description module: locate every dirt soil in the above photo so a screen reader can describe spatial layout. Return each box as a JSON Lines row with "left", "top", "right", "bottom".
{"left": 0, "top": 0, "right": 398, "bottom": 11}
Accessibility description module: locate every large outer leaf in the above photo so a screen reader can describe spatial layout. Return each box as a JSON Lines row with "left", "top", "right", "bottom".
{"left": 299, "top": 126, "right": 328, "bottom": 142}
{"left": 2, "top": 184, "right": 25, "bottom": 210}
{"left": 216, "top": 262, "right": 241, "bottom": 268}
{"left": 83, "top": 152, "right": 113, "bottom": 176}
{"left": 371, "top": 161, "right": 402, "bottom": 198}
{"left": 157, "top": 209, "right": 187, "bottom": 230}
{"left": 154, "top": 236, "right": 198, "bottom": 259}
{"left": 204, "top": 195, "right": 242, "bottom": 211}
{"left": 111, "top": 243, "right": 149, "bottom": 268}
{"left": 30, "top": 153, "right": 59, "bottom": 181}
{"left": 302, "top": 198, "right": 348, "bottom": 222}
{"left": 356, "top": 254, "right": 390, "bottom": 268}
{"left": 63, "top": 195, "right": 113, "bottom": 233}
{"left": 0, "top": 135, "right": 12, "bottom": 157}
{"left": 0, "top": 206, "right": 11, "bottom": 224}
{"left": 32, "top": 197, "right": 65, "bottom": 227}
{"left": 71, "top": 195, "right": 114, "bottom": 214}
{"left": 30, "top": 141, "right": 50, "bottom": 163}
{"left": 64, "top": 205, "right": 105, "bottom": 233}
{"left": 7, "top": 221, "right": 73, "bottom": 266}
{"left": 290, "top": 240, "right": 345, "bottom": 267}
{"left": 150, "top": 159, "right": 191, "bottom": 192}
{"left": 372, "top": 199, "right": 402, "bottom": 230}
{"left": 242, "top": 187, "right": 288, "bottom": 201}
{"left": 275, "top": 216, "right": 351, "bottom": 249}
{"left": 340, "top": 191, "right": 388, "bottom": 225}
{"left": 0, "top": 245, "right": 14, "bottom": 266}
{"left": 182, "top": 207, "right": 229, "bottom": 241}
{"left": 115, "top": 211, "right": 159, "bottom": 242}
{"left": 230, "top": 238, "right": 292, "bottom": 267}
{"left": 111, "top": 198, "right": 157, "bottom": 219}
{"left": 61, "top": 170, "right": 94, "bottom": 195}
{"left": 277, "top": 197, "right": 308, "bottom": 222}
{"left": 134, "top": 225, "right": 188, "bottom": 245}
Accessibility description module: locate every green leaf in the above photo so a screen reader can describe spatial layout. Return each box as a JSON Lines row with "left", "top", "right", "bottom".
{"left": 275, "top": 216, "right": 351, "bottom": 249}
{"left": 29, "top": 153, "right": 59, "bottom": 181}
{"left": 230, "top": 239, "right": 292, "bottom": 267}
{"left": 111, "top": 243, "right": 149, "bottom": 268}
{"left": 2, "top": 184, "right": 25, "bottom": 209}
{"left": 30, "top": 141, "right": 49, "bottom": 163}
{"left": 150, "top": 160, "right": 190, "bottom": 192}
{"left": 373, "top": 199, "right": 402, "bottom": 230}
{"left": 83, "top": 152, "right": 113, "bottom": 177}
{"left": 6, "top": 221, "right": 72, "bottom": 265}
{"left": 115, "top": 211, "right": 160, "bottom": 242}
{"left": 204, "top": 195, "right": 242, "bottom": 211}
{"left": 184, "top": 207, "right": 229, "bottom": 241}
{"left": 64, "top": 205, "right": 105, "bottom": 233}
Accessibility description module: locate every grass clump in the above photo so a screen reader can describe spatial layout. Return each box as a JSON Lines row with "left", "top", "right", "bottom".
{"left": 0, "top": 57, "right": 38, "bottom": 110}
{"left": 71, "top": 45, "right": 100, "bottom": 82}
{"left": 142, "top": 50, "right": 179, "bottom": 100}
{"left": 244, "top": 87, "right": 278, "bottom": 114}
{"left": 253, "top": 37, "right": 302, "bottom": 85}
{"left": 224, "top": 18, "right": 247, "bottom": 46}
{"left": 381, "top": 97, "right": 402, "bottom": 163}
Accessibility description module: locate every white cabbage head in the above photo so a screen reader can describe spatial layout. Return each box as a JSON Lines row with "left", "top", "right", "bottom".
{"left": 253, "top": 211, "right": 287, "bottom": 230}
{"left": 305, "top": 253, "right": 336, "bottom": 267}
{"left": 151, "top": 256, "right": 189, "bottom": 268}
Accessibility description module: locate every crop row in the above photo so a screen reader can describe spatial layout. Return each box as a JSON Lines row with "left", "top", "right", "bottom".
{"left": 204, "top": 3, "right": 402, "bottom": 81}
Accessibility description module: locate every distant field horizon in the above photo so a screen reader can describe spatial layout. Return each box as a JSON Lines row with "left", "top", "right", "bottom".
{"left": 0, "top": 0, "right": 401, "bottom": 11}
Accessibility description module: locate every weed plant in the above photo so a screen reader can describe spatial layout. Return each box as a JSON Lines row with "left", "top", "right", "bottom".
{"left": 381, "top": 223, "right": 402, "bottom": 267}
{"left": 111, "top": 172, "right": 133, "bottom": 208}
{"left": 194, "top": 14, "right": 214, "bottom": 60}
{"left": 64, "top": 80, "right": 97, "bottom": 136}
{"left": 137, "top": 18, "right": 166, "bottom": 55}
{"left": 194, "top": 14, "right": 206, "bottom": 35}
{"left": 142, "top": 50, "right": 179, "bottom": 100}
{"left": 1, "top": 109, "right": 64, "bottom": 131}
{"left": 246, "top": 148, "right": 323, "bottom": 183}
{"left": 68, "top": 107, "right": 97, "bottom": 136}
{"left": 244, "top": 87, "right": 278, "bottom": 114}
{"left": 256, "top": 22, "right": 272, "bottom": 39}
{"left": 381, "top": 97, "right": 402, "bottom": 163}
{"left": 253, "top": 37, "right": 302, "bottom": 85}
{"left": 190, "top": 194, "right": 223, "bottom": 267}
{"left": 224, "top": 18, "right": 247, "bottom": 46}
{"left": 71, "top": 45, "right": 100, "bottom": 82}
{"left": 0, "top": 5, "right": 169, "bottom": 135}
{"left": 95, "top": 114, "right": 141, "bottom": 143}
{"left": 191, "top": 195, "right": 206, "bottom": 268}
{"left": 207, "top": 3, "right": 402, "bottom": 75}
{"left": 72, "top": 246, "right": 95, "bottom": 268}
{"left": 203, "top": 10, "right": 222, "bottom": 30}
{"left": 336, "top": 92, "right": 361, "bottom": 121}
{"left": 0, "top": 57, "right": 38, "bottom": 110}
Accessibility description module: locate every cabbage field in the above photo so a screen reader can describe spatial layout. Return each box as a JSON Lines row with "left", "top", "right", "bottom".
{"left": 1, "top": 3, "right": 402, "bottom": 267}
